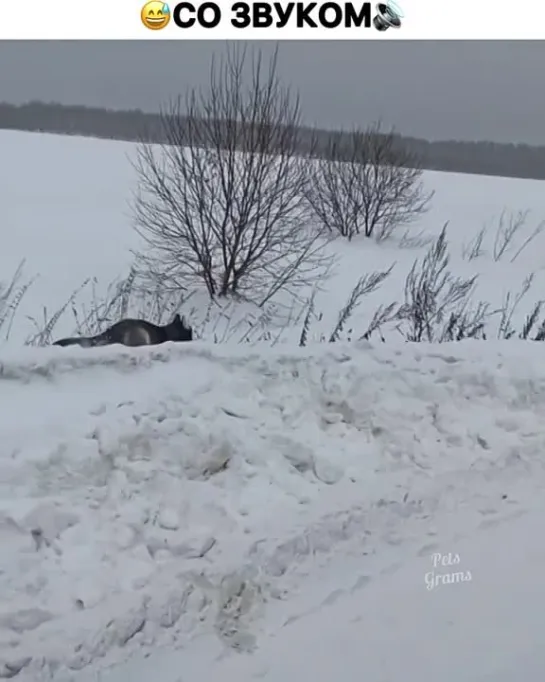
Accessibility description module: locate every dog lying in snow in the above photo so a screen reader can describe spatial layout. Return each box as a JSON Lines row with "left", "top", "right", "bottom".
{"left": 52, "top": 314, "right": 193, "bottom": 348}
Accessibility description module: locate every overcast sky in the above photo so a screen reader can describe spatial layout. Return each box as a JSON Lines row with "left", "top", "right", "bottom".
{"left": 1, "top": 41, "right": 544, "bottom": 144}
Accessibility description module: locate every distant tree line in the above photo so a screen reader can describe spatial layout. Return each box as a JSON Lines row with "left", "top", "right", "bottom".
{"left": 1, "top": 100, "right": 545, "bottom": 181}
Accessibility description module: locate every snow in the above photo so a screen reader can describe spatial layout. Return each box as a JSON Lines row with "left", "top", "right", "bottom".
{"left": 84, "top": 491, "right": 545, "bottom": 682}
{"left": 4, "top": 129, "right": 545, "bottom": 344}
{"left": 2, "top": 130, "right": 545, "bottom": 680}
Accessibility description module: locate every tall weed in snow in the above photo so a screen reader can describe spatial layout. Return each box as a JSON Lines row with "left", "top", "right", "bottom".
{"left": 400, "top": 224, "right": 480, "bottom": 342}
{"left": 495, "top": 273, "right": 545, "bottom": 341}
{"left": 15, "top": 255, "right": 545, "bottom": 348}
{"left": 399, "top": 225, "right": 545, "bottom": 343}
{"left": 0, "top": 260, "right": 35, "bottom": 342}
{"left": 461, "top": 209, "right": 545, "bottom": 263}
{"left": 298, "top": 266, "right": 401, "bottom": 346}
{"left": 6, "top": 222, "right": 545, "bottom": 348}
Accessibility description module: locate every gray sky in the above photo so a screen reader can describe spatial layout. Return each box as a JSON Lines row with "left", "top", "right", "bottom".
{"left": 1, "top": 41, "right": 545, "bottom": 144}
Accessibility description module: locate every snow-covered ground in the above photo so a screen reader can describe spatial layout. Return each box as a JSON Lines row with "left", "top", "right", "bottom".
{"left": 4, "top": 129, "right": 545, "bottom": 344}
{"left": 84, "top": 488, "right": 545, "bottom": 682}
{"left": 2, "top": 130, "right": 545, "bottom": 680}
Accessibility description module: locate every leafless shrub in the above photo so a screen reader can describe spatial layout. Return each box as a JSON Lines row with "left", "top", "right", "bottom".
{"left": 131, "top": 44, "right": 332, "bottom": 308}
{"left": 306, "top": 122, "right": 433, "bottom": 242}
{"left": 400, "top": 224, "right": 479, "bottom": 342}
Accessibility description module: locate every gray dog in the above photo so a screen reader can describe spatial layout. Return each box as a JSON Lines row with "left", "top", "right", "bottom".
{"left": 53, "top": 314, "right": 192, "bottom": 348}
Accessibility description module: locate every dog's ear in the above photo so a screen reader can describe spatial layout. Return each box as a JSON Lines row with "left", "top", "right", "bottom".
{"left": 173, "top": 313, "right": 181, "bottom": 324}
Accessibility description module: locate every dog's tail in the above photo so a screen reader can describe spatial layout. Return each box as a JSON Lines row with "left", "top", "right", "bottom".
{"left": 52, "top": 332, "right": 109, "bottom": 348}
{"left": 53, "top": 337, "right": 87, "bottom": 347}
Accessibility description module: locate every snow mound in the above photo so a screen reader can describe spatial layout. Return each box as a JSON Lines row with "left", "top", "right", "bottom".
{"left": 2, "top": 340, "right": 545, "bottom": 679}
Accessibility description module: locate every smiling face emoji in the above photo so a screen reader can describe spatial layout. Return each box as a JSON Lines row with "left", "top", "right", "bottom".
{"left": 141, "top": 2, "right": 171, "bottom": 30}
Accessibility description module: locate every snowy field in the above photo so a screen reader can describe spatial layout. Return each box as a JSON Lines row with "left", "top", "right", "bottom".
{"left": 2, "top": 130, "right": 545, "bottom": 680}
{"left": 4, "top": 130, "right": 545, "bottom": 344}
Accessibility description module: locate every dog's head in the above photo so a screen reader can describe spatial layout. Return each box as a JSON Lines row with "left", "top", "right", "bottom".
{"left": 168, "top": 314, "right": 193, "bottom": 342}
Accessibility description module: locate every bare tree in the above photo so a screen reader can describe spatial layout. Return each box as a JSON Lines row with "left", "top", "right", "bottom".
{"left": 131, "top": 45, "right": 332, "bottom": 307}
{"left": 306, "top": 122, "right": 433, "bottom": 242}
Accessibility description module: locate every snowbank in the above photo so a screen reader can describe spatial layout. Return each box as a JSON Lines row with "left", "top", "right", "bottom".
{"left": 2, "top": 339, "right": 545, "bottom": 679}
